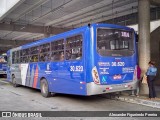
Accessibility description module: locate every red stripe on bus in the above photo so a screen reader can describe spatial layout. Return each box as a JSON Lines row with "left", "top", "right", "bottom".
{"left": 33, "top": 65, "right": 38, "bottom": 88}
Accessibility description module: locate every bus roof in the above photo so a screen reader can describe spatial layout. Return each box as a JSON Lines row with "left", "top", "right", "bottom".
{"left": 8, "top": 23, "right": 134, "bottom": 52}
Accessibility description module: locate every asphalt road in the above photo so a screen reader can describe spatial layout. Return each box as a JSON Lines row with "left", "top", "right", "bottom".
{"left": 0, "top": 78, "right": 159, "bottom": 120}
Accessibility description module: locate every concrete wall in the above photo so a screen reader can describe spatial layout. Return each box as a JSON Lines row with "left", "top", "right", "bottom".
{"left": 150, "top": 26, "right": 160, "bottom": 85}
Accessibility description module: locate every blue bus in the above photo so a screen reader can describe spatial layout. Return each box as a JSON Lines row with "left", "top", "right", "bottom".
{"left": 0, "top": 54, "right": 7, "bottom": 76}
{"left": 7, "top": 23, "right": 138, "bottom": 97}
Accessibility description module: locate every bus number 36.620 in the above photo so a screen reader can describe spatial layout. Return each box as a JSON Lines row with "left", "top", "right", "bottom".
{"left": 112, "top": 62, "right": 125, "bottom": 66}
{"left": 70, "top": 66, "right": 83, "bottom": 72}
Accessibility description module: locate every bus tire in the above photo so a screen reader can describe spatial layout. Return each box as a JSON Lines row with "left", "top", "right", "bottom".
{"left": 40, "top": 79, "right": 51, "bottom": 98}
{"left": 12, "top": 75, "right": 19, "bottom": 87}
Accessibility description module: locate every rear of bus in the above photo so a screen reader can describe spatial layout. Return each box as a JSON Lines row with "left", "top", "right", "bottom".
{"left": 86, "top": 24, "right": 137, "bottom": 95}
{"left": 0, "top": 55, "right": 7, "bottom": 76}
{"left": 0, "top": 63, "right": 7, "bottom": 75}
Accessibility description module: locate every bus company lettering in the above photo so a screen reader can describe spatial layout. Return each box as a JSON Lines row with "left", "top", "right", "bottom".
{"left": 122, "top": 67, "right": 134, "bottom": 73}
{"left": 46, "top": 63, "right": 51, "bottom": 71}
{"left": 98, "top": 62, "right": 110, "bottom": 66}
{"left": 99, "top": 68, "right": 109, "bottom": 74}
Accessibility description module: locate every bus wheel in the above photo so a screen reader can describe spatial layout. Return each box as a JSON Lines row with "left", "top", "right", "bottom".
{"left": 12, "top": 76, "right": 18, "bottom": 87}
{"left": 40, "top": 79, "right": 51, "bottom": 98}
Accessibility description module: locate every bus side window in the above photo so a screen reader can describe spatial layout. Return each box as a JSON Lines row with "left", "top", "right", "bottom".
{"left": 34, "top": 55, "right": 38, "bottom": 62}
{"left": 51, "top": 39, "right": 64, "bottom": 62}
{"left": 76, "top": 48, "right": 82, "bottom": 60}
{"left": 30, "top": 46, "right": 39, "bottom": 62}
{"left": 51, "top": 52, "right": 56, "bottom": 61}
{"left": 39, "top": 54, "right": 45, "bottom": 61}
{"left": 12, "top": 51, "right": 20, "bottom": 64}
{"left": 66, "top": 50, "right": 71, "bottom": 60}
{"left": 59, "top": 52, "right": 64, "bottom": 61}
{"left": 20, "top": 48, "right": 30, "bottom": 63}
{"left": 44, "top": 53, "right": 50, "bottom": 61}
{"left": 66, "top": 34, "right": 83, "bottom": 60}
{"left": 39, "top": 43, "right": 51, "bottom": 62}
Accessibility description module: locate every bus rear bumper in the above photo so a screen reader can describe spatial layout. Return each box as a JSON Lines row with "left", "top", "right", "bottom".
{"left": 86, "top": 81, "right": 137, "bottom": 95}
{"left": 0, "top": 71, "right": 7, "bottom": 75}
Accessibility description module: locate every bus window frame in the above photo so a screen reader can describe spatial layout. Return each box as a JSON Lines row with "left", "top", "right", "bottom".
{"left": 51, "top": 39, "right": 65, "bottom": 62}
{"left": 65, "top": 33, "right": 83, "bottom": 61}
{"left": 30, "top": 46, "right": 39, "bottom": 63}
{"left": 12, "top": 51, "right": 21, "bottom": 64}
{"left": 20, "top": 48, "right": 30, "bottom": 63}
{"left": 39, "top": 42, "right": 51, "bottom": 62}
{"left": 96, "top": 27, "right": 135, "bottom": 57}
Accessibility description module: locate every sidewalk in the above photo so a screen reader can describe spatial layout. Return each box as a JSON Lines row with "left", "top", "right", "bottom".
{"left": 116, "top": 86, "right": 160, "bottom": 109}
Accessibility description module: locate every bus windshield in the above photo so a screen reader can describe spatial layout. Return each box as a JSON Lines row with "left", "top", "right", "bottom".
{"left": 97, "top": 28, "right": 134, "bottom": 56}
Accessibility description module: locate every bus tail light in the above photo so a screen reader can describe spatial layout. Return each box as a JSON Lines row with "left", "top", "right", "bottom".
{"left": 80, "top": 81, "right": 86, "bottom": 84}
{"left": 92, "top": 66, "right": 100, "bottom": 84}
{"left": 106, "top": 87, "right": 113, "bottom": 90}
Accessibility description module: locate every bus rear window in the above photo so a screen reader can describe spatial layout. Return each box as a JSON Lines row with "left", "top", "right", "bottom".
{"left": 97, "top": 28, "right": 134, "bottom": 56}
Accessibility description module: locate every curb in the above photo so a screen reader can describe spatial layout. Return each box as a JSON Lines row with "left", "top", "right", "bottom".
{"left": 117, "top": 96, "right": 160, "bottom": 109}
{"left": 0, "top": 79, "right": 10, "bottom": 84}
